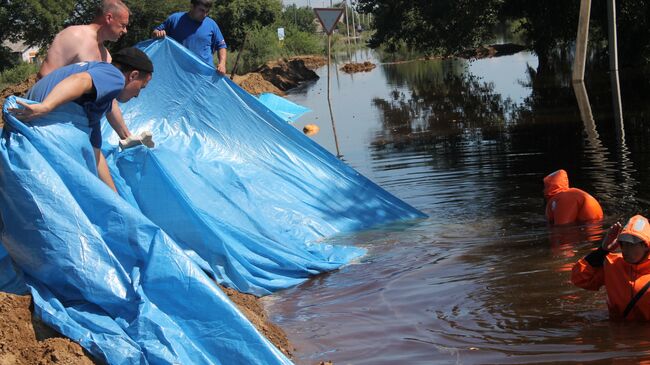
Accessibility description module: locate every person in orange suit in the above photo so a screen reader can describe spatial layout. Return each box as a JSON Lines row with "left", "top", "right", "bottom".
{"left": 572, "top": 215, "right": 650, "bottom": 320}
{"left": 543, "top": 169, "right": 603, "bottom": 225}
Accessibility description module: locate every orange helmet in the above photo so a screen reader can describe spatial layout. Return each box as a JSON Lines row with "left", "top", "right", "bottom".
{"left": 620, "top": 215, "right": 650, "bottom": 247}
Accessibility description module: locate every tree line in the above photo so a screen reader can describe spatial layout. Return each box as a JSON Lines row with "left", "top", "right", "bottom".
{"left": 0, "top": 0, "right": 320, "bottom": 73}
{"left": 357, "top": 0, "right": 650, "bottom": 68}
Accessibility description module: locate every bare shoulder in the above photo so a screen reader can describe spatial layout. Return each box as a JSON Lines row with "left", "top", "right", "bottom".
{"left": 55, "top": 25, "right": 86, "bottom": 40}
{"left": 50, "top": 26, "right": 88, "bottom": 50}
{"left": 69, "top": 25, "right": 97, "bottom": 41}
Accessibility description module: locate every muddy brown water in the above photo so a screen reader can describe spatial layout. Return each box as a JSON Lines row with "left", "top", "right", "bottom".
{"left": 263, "top": 48, "right": 650, "bottom": 364}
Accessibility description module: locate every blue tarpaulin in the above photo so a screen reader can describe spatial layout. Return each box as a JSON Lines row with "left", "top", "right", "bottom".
{"left": 0, "top": 38, "right": 426, "bottom": 364}
{"left": 257, "top": 92, "right": 311, "bottom": 122}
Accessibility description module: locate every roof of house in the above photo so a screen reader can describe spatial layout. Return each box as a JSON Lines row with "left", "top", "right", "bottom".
{"left": 2, "top": 40, "right": 36, "bottom": 53}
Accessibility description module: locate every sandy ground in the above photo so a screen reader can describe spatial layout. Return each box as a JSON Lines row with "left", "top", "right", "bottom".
{"left": 0, "top": 292, "right": 96, "bottom": 365}
{"left": 0, "top": 285, "right": 294, "bottom": 364}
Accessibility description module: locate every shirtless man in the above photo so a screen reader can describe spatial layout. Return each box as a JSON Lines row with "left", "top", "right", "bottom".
{"left": 38, "top": 0, "right": 135, "bottom": 141}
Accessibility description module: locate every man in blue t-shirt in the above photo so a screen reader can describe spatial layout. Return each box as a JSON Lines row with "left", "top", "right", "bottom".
{"left": 9, "top": 47, "right": 154, "bottom": 193}
{"left": 152, "top": 0, "right": 228, "bottom": 74}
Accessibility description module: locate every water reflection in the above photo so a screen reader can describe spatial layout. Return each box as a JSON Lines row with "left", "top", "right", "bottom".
{"left": 269, "top": 48, "right": 650, "bottom": 364}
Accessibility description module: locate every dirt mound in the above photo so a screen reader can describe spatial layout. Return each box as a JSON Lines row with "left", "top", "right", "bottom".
{"left": 294, "top": 55, "right": 327, "bottom": 70}
{"left": 0, "top": 286, "right": 293, "bottom": 364}
{"left": 232, "top": 56, "right": 322, "bottom": 96}
{"left": 457, "top": 43, "right": 527, "bottom": 59}
{"left": 0, "top": 292, "right": 97, "bottom": 364}
{"left": 220, "top": 286, "right": 293, "bottom": 357}
{"left": 232, "top": 73, "right": 286, "bottom": 96}
{"left": 341, "top": 61, "right": 376, "bottom": 73}
{"left": 256, "top": 58, "right": 319, "bottom": 92}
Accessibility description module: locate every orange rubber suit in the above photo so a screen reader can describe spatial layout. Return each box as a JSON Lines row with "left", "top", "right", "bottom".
{"left": 572, "top": 215, "right": 650, "bottom": 320}
{"left": 544, "top": 169, "right": 603, "bottom": 225}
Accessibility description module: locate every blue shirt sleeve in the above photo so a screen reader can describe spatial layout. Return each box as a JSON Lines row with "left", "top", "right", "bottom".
{"left": 211, "top": 22, "right": 227, "bottom": 52}
{"left": 155, "top": 16, "right": 172, "bottom": 31}
{"left": 85, "top": 63, "right": 125, "bottom": 148}
{"left": 86, "top": 63, "right": 124, "bottom": 107}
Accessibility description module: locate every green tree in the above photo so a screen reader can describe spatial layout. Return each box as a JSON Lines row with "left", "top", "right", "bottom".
{"left": 7, "top": 0, "right": 77, "bottom": 48}
{"left": 359, "top": 0, "right": 650, "bottom": 67}
{"left": 280, "top": 5, "right": 316, "bottom": 33}
{"left": 358, "top": 0, "right": 501, "bottom": 55}
{"left": 111, "top": 0, "right": 186, "bottom": 50}
{"left": 500, "top": 1, "right": 581, "bottom": 65}
{"left": 213, "top": 0, "right": 283, "bottom": 51}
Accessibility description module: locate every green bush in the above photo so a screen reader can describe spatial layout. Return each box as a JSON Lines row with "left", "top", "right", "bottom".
{"left": 237, "top": 26, "right": 282, "bottom": 73}
{"left": 0, "top": 62, "right": 38, "bottom": 87}
{"left": 284, "top": 27, "right": 323, "bottom": 55}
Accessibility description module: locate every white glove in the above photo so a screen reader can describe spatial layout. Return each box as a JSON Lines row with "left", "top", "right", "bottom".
{"left": 119, "top": 131, "right": 155, "bottom": 150}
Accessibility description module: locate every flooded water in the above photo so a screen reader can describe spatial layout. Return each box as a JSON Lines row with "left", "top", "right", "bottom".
{"left": 264, "top": 47, "right": 650, "bottom": 364}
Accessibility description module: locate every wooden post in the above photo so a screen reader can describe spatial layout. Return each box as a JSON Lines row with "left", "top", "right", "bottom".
{"left": 572, "top": 0, "right": 591, "bottom": 81}
{"left": 229, "top": 33, "right": 247, "bottom": 80}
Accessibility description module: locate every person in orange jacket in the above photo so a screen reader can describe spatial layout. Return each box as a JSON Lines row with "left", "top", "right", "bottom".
{"left": 543, "top": 169, "right": 603, "bottom": 225}
{"left": 572, "top": 215, "right": 650, "bottom": 320}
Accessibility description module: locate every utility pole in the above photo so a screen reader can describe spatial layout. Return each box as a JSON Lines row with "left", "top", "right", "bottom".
{"left": 607, "top": 0, "right": 623, "bottom": 123}
{"left": 344, "top": 2, "right": 350, "bottom": 40}
{"left": 351, "top": 2, "right": 357, "bottom": 40}
{"left": 572, "top": 0, "right": 591, "bottom": 81}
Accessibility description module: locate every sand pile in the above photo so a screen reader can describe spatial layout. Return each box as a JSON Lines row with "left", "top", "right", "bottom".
{"left": 340, "top": 61, "right": 376, "bottom": 73}
{"left": 0, "top": 292, "right": 97, "bottom": 364}
{"left": 0, "top": 286, "right": 293, "bottom": 364}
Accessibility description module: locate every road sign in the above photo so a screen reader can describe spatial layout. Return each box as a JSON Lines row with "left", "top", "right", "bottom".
{"left": 314, "top": 8, "right": 344, "bottom": 35}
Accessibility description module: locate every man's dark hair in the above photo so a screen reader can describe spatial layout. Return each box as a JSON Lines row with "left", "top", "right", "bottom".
{"left": 111, "top": 47, "right": 154, "bottom": 76}
{"left": 191, "top": 0, "right": 214, "bottom": 7}
{"left": 112, "top": 62, "right": 152, "bottom": 78}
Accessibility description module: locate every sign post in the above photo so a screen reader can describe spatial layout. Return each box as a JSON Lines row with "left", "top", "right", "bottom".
{"left": 314, "top": 7, "right": 344, "bottom": 158}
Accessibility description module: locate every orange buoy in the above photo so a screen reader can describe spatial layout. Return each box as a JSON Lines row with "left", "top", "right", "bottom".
{"left": 303, "top": 124, "right": 320, "bottom": 136}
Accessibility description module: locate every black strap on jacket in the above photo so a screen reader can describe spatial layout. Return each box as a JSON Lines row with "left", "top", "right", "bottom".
{"left": 623, "top": 280, "right": 650, "bottom": 319}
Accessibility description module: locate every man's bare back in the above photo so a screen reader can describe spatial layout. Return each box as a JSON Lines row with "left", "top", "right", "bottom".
{"left": 38, "top": 25, "right": 112, "bottom": 78}
{"left": 35, "top": 0, "right": 135, "bottom": 140}
{"left": 38, "top": 0, "right": 128, "bottom": 79}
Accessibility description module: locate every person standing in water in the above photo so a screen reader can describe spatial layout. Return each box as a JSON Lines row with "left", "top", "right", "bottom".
{"left": 572, "top": 215, "right": 650, "bottom": 320}
{"left": 543, "top": 169, "right": 603, "bottom": 225}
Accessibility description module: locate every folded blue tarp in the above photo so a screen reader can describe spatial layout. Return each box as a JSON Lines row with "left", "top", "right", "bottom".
{"left": 257, "top": 92, "right": 311, "bottom": 122}
{"left": 1, "top": 98, "right": 293, "bottom": 364}
{"left": 0, "top": 38, "right": 425, "bottom": 364}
